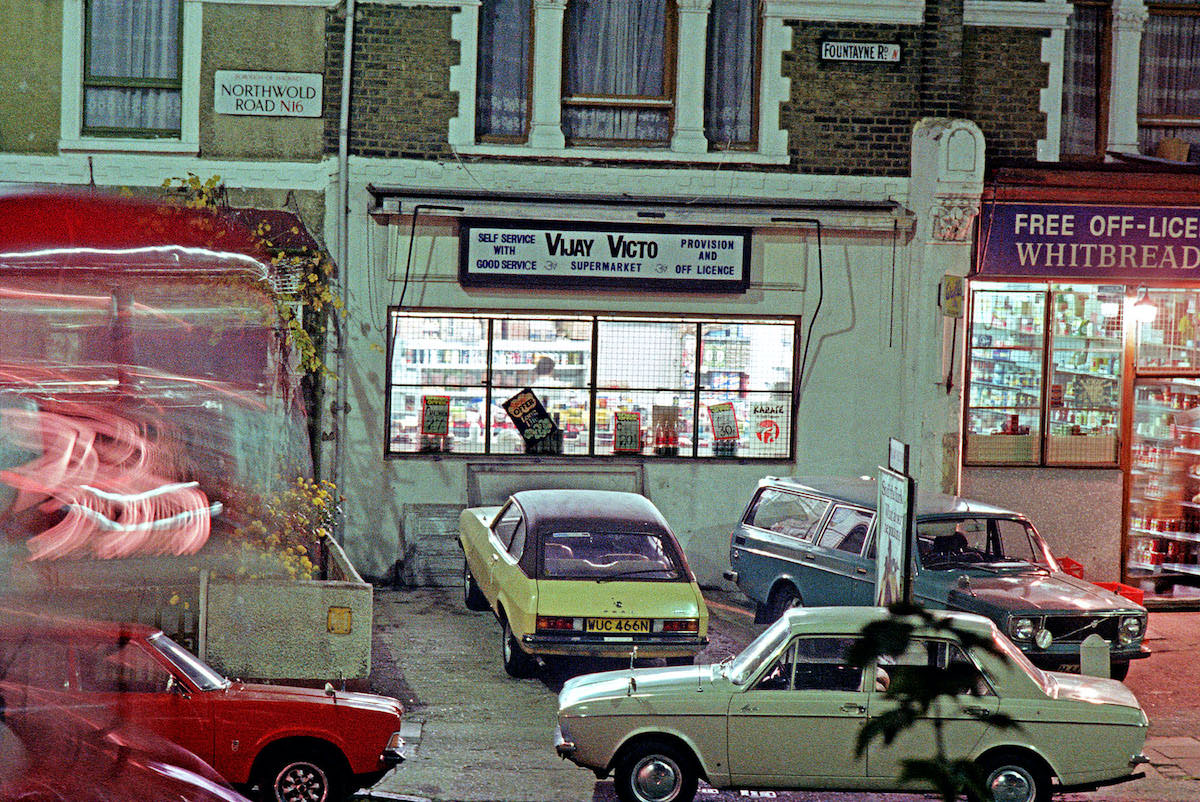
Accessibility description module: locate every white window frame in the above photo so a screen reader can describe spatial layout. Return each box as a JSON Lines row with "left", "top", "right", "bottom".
{"left": 450, "top": 0, "right": 791, "bottom": 164}
{"left": 59, "top": 0, "right": 202, "bottom": 155}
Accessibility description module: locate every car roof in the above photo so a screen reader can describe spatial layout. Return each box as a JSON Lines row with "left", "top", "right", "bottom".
{"left": 510, "top": 489, "right": 672, "bottom": 536}
{"left": 0, "top": 605, "right": 160, "bottom": 641}
{"left": 782, "top": 604, "right": 998, "bottom": 639}
{"left": 761, "top": 476, "right": 1021, "bottom": 518}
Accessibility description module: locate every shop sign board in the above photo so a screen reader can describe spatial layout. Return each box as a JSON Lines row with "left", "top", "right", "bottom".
{"left": 876, "top": 438, "right": 914, "bottom": 607}
{"left": 460, "top": 218, "right": 750, "bottom": 292}
{"left": 820, "top": 41, "right": 901, "bottom": 63}
{"left": 214, "top": 70, "right": 322, "bottom": 117}
{"left": 420, "top": 395, "right": 450, "bottom": 436}
{"left": 612, "top": 411, "right": 642, "bottom": 453}
{"left": 979, "top": 201, "right": 1200, "bottom": 280}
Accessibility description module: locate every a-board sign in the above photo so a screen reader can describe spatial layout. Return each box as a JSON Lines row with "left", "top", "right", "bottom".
{"left": 420, "top": 395, "right": 450, "bottom": 436}
{"left": 613, "top": 411, "right": 642, "bottom": 453}
{"left": 876, "top": 439, "right": 914, "bottom": 606}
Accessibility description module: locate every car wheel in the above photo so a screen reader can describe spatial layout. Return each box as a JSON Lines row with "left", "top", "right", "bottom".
{"left": 1111, "top": 661, "right": 1130, "bottom": 682}
{"left": 664, "top": 656, "right": 693, "bottom": 667}
{"left": 975, "top": 751, "right": 1051, "bottom": 802}
{"left": 614, "top": 739, "right": 699, "bottom": 802}
{"left": 254, "top": 746, "right": 343, "bottom": 802}
{"left": 462, "top": 559, "right": 489, "bottom": 611}
{"left": 766, "top": 584, "right": 802, "bottom": 623}
{"left": 501, "top": 617, "right": 536, "bottom": 678}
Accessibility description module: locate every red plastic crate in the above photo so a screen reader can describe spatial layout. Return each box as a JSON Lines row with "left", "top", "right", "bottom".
{"left": 1093, "top": 580, "right": 1145, "bottom": 607}
{"left": 1057, "top": 557, "right": 1084, "bottom": 579}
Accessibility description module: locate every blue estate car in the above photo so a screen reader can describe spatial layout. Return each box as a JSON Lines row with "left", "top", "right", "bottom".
{"left": 725, "top": 476, "right": 1151, "bottom": 681}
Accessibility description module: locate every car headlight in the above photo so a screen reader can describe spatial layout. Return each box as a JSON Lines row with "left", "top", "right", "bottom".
{"left": 1033, "top": 628, "right": 1053, "bottom": 650}
{"left": 1010, "top": 617, "right": 1035, "bottom": 641}
{"left": 1119, "top": 615, "right": 1146, "bottom": 645}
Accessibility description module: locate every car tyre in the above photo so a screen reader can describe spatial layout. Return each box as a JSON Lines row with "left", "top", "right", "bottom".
{"left": 614, "top": 739, "right": 698, "bottom": 802}
{"left": 973, "top": 751, "right": 1051, "bottom": 802}
{"left": 1110, "top": 661, "right": 1130, "bottom": 682}
{"left": 253, "top": 746, "right": 343, "bottom": 802}
{"left": 462, "top": 559, "right": 489, "bottom": 611}
{"left": 501, "top": 617, "right": 536, "bottom": 678}
{"left": 664, "top": 656, "right": 693, "bottom": 667}
{"left": 766, "top": 583, "right": 803, "bottom": 623}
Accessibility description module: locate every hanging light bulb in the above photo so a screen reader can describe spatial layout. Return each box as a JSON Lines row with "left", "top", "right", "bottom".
{"left": 1131, "top": 288, "right": 1158, "bottom": 323}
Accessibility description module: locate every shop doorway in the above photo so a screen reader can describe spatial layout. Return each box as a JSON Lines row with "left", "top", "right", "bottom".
{"left": 1126, "top": 289, "right": 1200, "bottom": 606}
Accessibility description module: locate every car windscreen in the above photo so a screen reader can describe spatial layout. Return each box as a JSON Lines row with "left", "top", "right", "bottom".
{"left": 541, "top": 530, "right": 684, "bottom": 581}
{"left": 991, "top": 629, "right": 1053, "bottom": 695}
{"left": 149, "top": 633, "right": 229, "bottom": 691}
{"left": 916, "top": 516, "right": 1053, "bottom": 571}
{"left": 728, "top": 619, "right": 791, "bottom": 685}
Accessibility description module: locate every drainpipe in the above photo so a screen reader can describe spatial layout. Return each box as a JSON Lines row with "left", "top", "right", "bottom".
{"left": 332, "top": 0, "right": 356, "bottom": 545}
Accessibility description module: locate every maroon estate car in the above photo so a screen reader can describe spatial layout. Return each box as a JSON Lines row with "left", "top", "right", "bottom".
{"left": 0, "top": 611, "right": 405, "bottom": 802}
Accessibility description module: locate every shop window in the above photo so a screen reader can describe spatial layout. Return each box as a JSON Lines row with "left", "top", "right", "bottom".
{"left": 475, "top": 0, "right": 531, "bottom": 141}
{"left": 1133, "top": 288, "right": 1200, "bottom": 368}
{"left": 1060, "top": 1, "right": 1110, "bottom": 159}
{"left": 965, "top": 283, "right": 1124, "bottom": 465}
{"left": 83, "top": 0, "right": 182, "bottom": 137}
{"left": 386, "top": 311, "right": 797, "bottom": 459}
{"left": 1138, "top": 2, "right": 1200, "bottom": 159}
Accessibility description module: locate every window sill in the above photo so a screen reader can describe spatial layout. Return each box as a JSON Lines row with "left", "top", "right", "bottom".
{"left": 59, "top": 137, "right": 200, "bottom": 156}
{"left": 454, "top": 143, "right": 789, "bottom": 166}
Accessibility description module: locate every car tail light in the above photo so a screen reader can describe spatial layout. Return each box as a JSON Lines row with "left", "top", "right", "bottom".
{"left": 662, "top": 619, "right": 699, "bottom": 633}
{"left": 537, "top": 616, "right": 575, "bottom": 631}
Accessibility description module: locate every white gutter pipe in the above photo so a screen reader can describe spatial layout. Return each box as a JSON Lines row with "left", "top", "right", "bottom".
{"left": 332, "top": 0, "right": 356, "bottom": 544}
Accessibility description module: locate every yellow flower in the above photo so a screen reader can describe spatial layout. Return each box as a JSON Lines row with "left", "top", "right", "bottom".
{"left": 168, "top": 594, "right": 180, "bottom": 606}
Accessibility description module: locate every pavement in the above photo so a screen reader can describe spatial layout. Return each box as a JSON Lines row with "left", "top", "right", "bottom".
{"left": 362, "top": 586, "right": 1200, "bottom": 802}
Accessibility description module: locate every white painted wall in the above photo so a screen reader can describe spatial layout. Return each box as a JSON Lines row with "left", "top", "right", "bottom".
{"left": 330, "top": 142, "right": 975, "bottom": 585}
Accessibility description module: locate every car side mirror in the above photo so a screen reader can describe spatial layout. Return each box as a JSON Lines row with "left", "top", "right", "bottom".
{"left": 166, "top": 675, "right": 189, "bottom": 698}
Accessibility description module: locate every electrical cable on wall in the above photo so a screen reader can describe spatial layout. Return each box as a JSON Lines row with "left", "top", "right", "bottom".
{"left": 772, "top": 217, "right": 824, "bottom": 391}
{"left": 397, "top": 203, "right": 465, "bottom": 311}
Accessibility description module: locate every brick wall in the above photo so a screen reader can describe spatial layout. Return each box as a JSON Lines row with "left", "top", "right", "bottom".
{"left": 921, "top": 0, "right": 963, "bottom": 118}
{"left": 962, "top": 26, "right": 1049, "bottom": 162}
{"left": 782, "top": 22, "right": 923, "bottom": 176}
{"left": 324, "top": 5, "right": 458, "bottom": 159}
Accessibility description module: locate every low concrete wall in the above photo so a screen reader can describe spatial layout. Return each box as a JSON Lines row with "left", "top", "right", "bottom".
{"left": 200, "top": 538, "right": 373, "bottom": 681}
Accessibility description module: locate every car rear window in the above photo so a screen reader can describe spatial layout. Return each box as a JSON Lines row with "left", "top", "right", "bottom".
{"left": 542, "top": 530, "right": 683, "bottom": 580}
{"left": 744, "top": 488, "right": 829, "bottom": 541}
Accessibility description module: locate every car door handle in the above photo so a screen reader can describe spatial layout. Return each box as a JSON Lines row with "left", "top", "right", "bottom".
{"left": 855, "top": 567, "right": 868, "bottom": 575}
{"left": 965, "top": 706, "right": 991, "bottom": 718}
{"left": 840, "top": 702, "right": 865, "bottom": 714}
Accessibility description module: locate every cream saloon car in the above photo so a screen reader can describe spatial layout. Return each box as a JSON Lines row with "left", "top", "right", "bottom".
{"left": 555, "top": 607, "right": 1148, "bottom": 802}
{"left": 459, "top": 489, "right": 708, "bottom": 677}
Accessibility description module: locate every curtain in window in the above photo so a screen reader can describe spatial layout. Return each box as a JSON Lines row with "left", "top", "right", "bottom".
{"left": 564, "top": 0, "right": 669, "bottom": 142}
{"left": 476, "top": 0, "right": 530, "bottom": 138}
{"left": 85, "top": 0, "right": 180, "bottom": 133}
{"left": 1138, "top": 10, "right": 1200, "bottom": 155}
{"left": 705, "top": 0, "right": 756, "bottom": 146}
{"left": 1060, "top": 4, "right": 1101, "bottom": 157}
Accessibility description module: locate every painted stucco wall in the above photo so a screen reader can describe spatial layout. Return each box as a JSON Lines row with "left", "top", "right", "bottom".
{"left": 0, "top": 3, "right": 61, "bottom": 154}
{"left": 201, "top": 3, "right": 326, "bottom": 161}
{"left": 329, "top": 138, "right": 973, "bottom": 585}
{"left": 962, "top": 467, "right": 1125, "bottom": 582}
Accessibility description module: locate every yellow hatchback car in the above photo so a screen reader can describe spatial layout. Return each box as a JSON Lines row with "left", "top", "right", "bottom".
{"left": 459, "top": 489, "right": 709, "bottom": 677}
